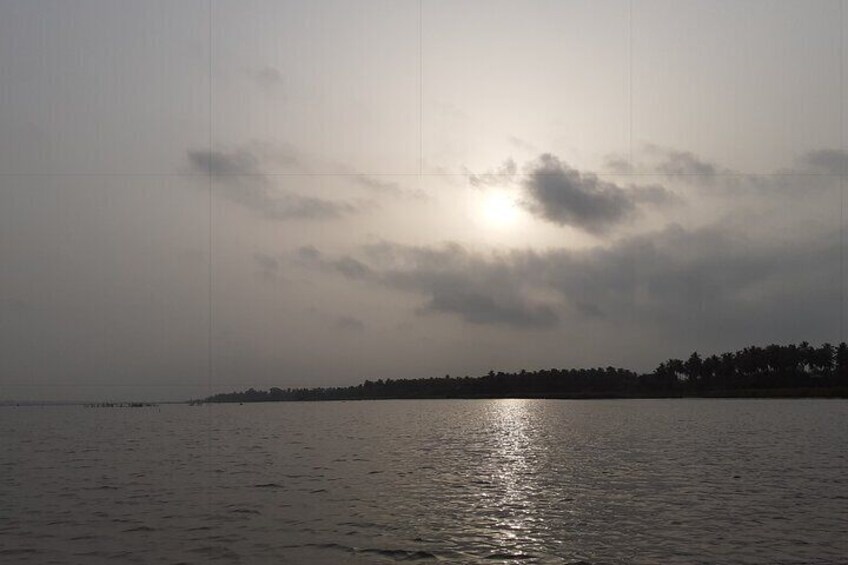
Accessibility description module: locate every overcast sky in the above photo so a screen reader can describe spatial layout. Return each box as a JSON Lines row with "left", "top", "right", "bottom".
{"left": 2, "top": 0, "right": 847, "bottom": 401}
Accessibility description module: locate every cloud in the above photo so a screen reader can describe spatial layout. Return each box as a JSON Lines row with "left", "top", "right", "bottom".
{"left": 188, "top": 148, "right": 260, "bottom": 176}
{"left": 521, "top": 154, "right": 675, "bottom": 234}
{"left": 507, "top": 136, "right": 538, "bottom": 153}
{"left": 254, "top": 252, "right": 280, "bottom": 279}
{"left": 186, "top": 148, "right": 358, "bottom": 221}
{"left": 465, "top": 153, "right": 677, "bottom": 233}
{"left": 646, "top": 146, "right": 845, "bottom": 197}
{"left": 295, "top": 245, "right": 321, "bottom": 262}
{"left": 350, "top": 174, "right": 428, "bottom": 200}
{"left": 333, "top": 256, "right": 374, "bottom": 279}
{"left": 351, "top": 175, "right": 402, "bottom": 193}
{"left": 603, "top": 145, "right": 731, "bottom": 184}
{"left": 602, "top": 156, "right": 633, "bottom": 173}
{"left": 187, "top": 141, "right": 300, "bottom": 174}
{"left": 541, "top": 224, "right": 840, "bottom": 348}
{"left": 335, "top": 316, "right": 365, "bottom": 332}
{"left": 467, "top": 159, "right": 518, "bottom": 188}
{"left": 801, "top": 149, "right": 848, "bottom": 176}
{"left": 629, "top": 184, "right": 681, "bottom": 205}
{"left": 298, "top": 242, "right": 558, "bottom": 329}
{"left": 612, "top": 146, "right": 847, "bottom": 202}
{"left": 418, "top": 287, "right": 558, "bottom": 328}
{"left": 654, "top": 149, "right": 719, "bottom": 177}
{"left": 254, "top": 252, "right": 294, "bottom": 284}
{"left": 250, "top": 66, "right": 284, "bottom": 90}
{"left": 297, "top": 222, "right": 839, "bottom": 346}
{"left": 296, "top": 246, "right": 374, "bottom": 280}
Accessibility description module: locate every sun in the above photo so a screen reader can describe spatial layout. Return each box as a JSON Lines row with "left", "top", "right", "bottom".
{"left": 479, "top": 190, "right": 521, "bottom": 228}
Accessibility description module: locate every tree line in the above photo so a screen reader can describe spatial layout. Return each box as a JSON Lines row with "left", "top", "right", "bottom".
{"left": 203, "top": 341, "right": 848, "bottom": 403}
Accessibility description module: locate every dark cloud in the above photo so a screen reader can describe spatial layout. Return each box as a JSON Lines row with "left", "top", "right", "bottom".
{"left": 352, "top": 175, "right": 402, "bottom": 193}
{"left": 350, "top": 174, "right": 427, "bottom": 200}
{"left": 603, "top": 156, "right": 633, "bottom": 174}
{"left": 521, "top": 154, "right": 675, "bottom": 234}
{"left": 254, "top": 252, "right": 292, "bottom": 283}
{"left": 334, "top": 256, "right": 374, "bottom": 279}
{"left": 254, "top": 252, "right": 280, "bottom": 278}
{"left": 654, "top": 149, "right": 719, "bottom": 177}
{"left": 631, "top": 184, "right": 682, "bottom": 205}
{"left": 618, "top": 146, "right": 845, "bottom": 198}
{"left": 296, "top": 246, "right": 374, "bottom": 280}
{"left": 335, "top": 316, "right": 365, "bottom": 332}
{"left": 603, "top": 146, "right": 734, "bottom": 188}
{"left": 643, "top": 146, "right": 830, "bottom": 197}
{"left": 187, "top": 148, "right": 357, "bottom": 221}
{"left": 187, "top": 143, "right": 301, "bottom": 174}
{"left": 801, "top": 149, "right": 848, "bottom": 176}
{"left": 296, "top": 245, "right": 321, "bottom": 262}
{"left": 299, "top": 242, "right": 558, "bottom": 329}
{"left": 188, "top": 148, "right": 260, "bottom": 176}
{"left": 647, "top": 146, "right": 845, "bottom": 196}
{"left": 271, "top": 195, "right": 357, "bottom": 221}
{"left": 298, "top": 223, "right": 839, "bottom": 347}
{"left": 418, "top": 288, "right": 557, "bottom": 328}
{"left": 604, "top": 147, "right": 720, "bottom": 177}
{"left": 251, "top": 66, "right": 283, "bottom": 90}
{"left": 541, "top": 224, "right": 839, "bottom": 350}
{"left": 536, "top": 225, "right": 833, "bottom": 330}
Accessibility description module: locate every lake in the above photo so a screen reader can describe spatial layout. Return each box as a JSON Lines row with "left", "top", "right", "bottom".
{"left": 2, "top": 399, "right": 846, "bottom": 564}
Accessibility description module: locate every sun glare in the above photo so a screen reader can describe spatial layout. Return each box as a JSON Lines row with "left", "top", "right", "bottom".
{"left": 480, "top": 190, "right": 520, "bottom": 228}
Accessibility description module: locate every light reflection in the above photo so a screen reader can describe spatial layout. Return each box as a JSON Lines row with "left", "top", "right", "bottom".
{"left": 484, "top": 399, "right": 547, "bottom": 553}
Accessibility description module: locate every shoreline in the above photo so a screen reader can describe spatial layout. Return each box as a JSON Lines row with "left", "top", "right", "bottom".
{"left": 200, "top": 387, "right": 848, "bottom": 404}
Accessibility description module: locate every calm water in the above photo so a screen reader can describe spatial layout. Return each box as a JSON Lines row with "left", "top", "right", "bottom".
{"left": 2, "top": 399, "right": 846, "bottom": 564}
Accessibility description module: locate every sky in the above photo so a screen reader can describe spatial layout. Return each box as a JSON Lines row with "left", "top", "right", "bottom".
{"left": 1, "top": 0, "right": 848, "bottom": 401}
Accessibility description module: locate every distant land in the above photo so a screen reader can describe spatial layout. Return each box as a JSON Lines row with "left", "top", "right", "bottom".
{"left": 203, "top": 342, "right": 848, "bottom": 403}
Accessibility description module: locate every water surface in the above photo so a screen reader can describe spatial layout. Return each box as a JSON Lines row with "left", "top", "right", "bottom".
{"left": 2, "top": 399, "right": 846, "bottom": 564}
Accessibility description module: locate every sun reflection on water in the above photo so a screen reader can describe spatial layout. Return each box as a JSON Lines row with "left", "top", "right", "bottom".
{"left": 484, "top": 399, "right": 549, "bottom": 554}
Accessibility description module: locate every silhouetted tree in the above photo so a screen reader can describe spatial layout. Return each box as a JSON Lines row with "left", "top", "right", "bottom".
{"left": 200, "top": 341, "right": 848, "bottom": 403}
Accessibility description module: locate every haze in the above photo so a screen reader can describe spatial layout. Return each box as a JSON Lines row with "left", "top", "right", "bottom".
{"left": 1, "top": 0, "right": 846, "bottom": 401}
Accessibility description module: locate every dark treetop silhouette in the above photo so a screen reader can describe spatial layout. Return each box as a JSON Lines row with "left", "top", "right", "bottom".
{"left": 203, "top": 342, "right": 848, "bottom": 403}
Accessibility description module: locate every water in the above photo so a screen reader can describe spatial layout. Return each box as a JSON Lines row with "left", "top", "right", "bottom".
{"left": 2, "top": 399, "right": 846, "bottom": 564}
